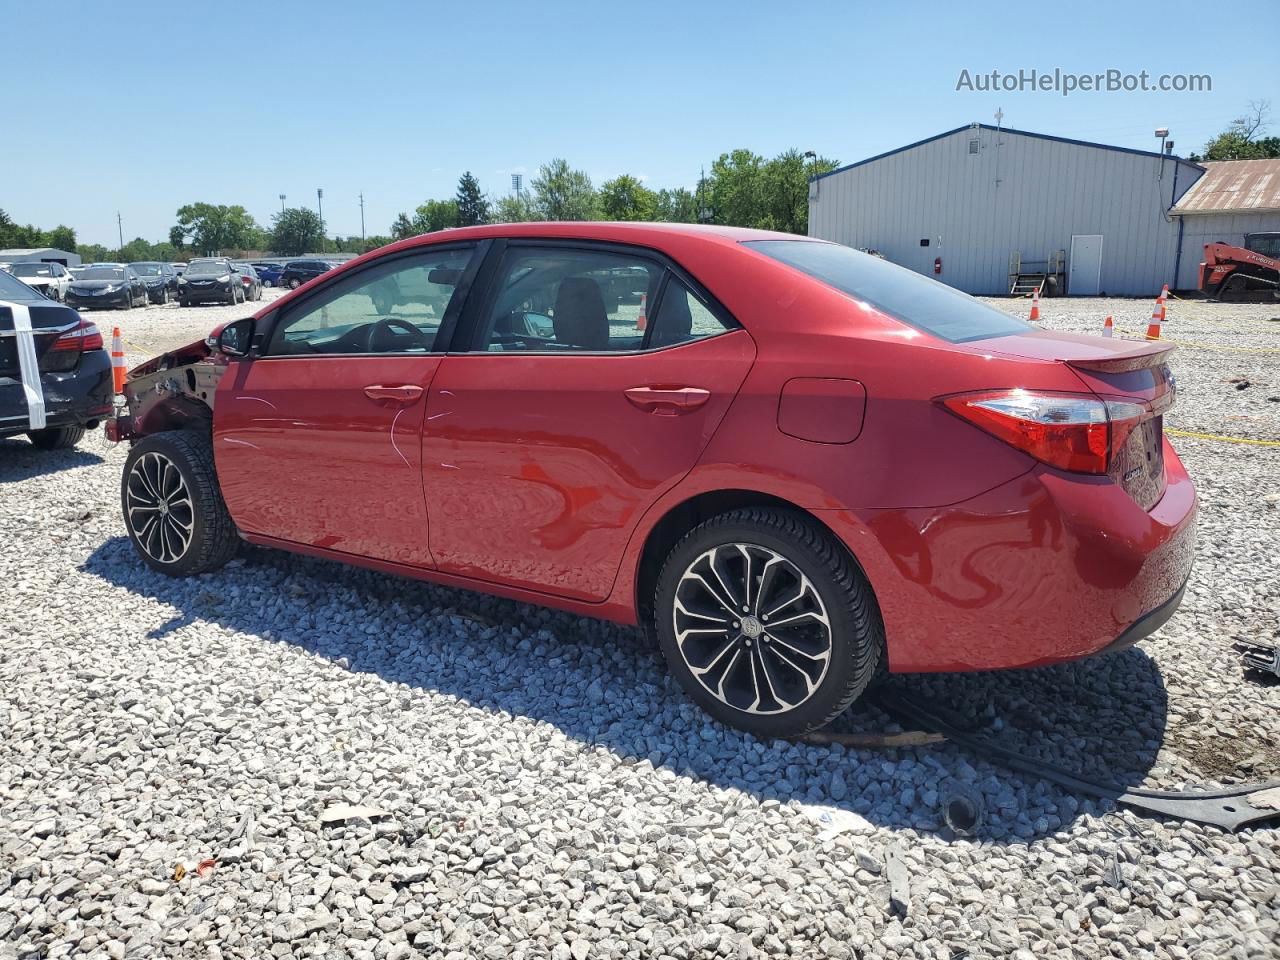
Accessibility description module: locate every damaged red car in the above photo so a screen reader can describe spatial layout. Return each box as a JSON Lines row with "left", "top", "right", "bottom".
{"left": 110, "top": 223, "right": 1196, "bottom": 736}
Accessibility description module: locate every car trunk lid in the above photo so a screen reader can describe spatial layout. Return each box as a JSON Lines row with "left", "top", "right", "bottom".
{"left": 979, "top": 330, "right": 1176, "bottom": 510}
{"left": 0, "top": 302, "right": 77, "bottom": 379}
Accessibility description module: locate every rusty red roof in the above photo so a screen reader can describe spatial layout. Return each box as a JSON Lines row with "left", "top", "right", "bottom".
{"left": 1172, "top": 159, "right": 1280, "bottom": 215}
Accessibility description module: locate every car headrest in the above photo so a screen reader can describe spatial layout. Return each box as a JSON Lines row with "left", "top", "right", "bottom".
{"left": 553, "top": 277, "right": 608, "bottom": 350}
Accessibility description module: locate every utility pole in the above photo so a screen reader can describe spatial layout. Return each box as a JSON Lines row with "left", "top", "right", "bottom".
{"left": 116, "top": 211, "right": 123, "bottom": 251}
{"left": 316, "top": 188, "right": 324, "bottom": 252}
{"left": 359, "top": 192, "right": 366, "bottom": 245}
{"left": 279, "top": 193, "right": 286, "bottom": 215}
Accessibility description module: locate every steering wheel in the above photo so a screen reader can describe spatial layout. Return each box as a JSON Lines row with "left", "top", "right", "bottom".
{"left": 367, "top": 317, "right": 430, "bottom": 352}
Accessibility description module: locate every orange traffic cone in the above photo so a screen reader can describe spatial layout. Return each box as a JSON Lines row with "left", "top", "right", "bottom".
{"left": 1029, "top": 288, "right": 1040, "bottom": 322}
{"left": 110, "top": 326, "right": 127, "bottom": 394}
{"left": 636, "top": 293, "right": 647, "bottom": 332}
{"left": 1145, "top": 303, "right": 1162, "bottom": 340}
{"left": 1102, "top": 315, "right": 1114, "bottom": 338}
{"left": 1157, "top": 284, "right": 1169, "bottom": 323}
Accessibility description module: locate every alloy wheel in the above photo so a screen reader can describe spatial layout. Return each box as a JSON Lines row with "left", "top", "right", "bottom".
{"left": 125, "top": 451, "right": 194, "bottom": 564}
{"left": 672, "top": 543, "right": 832, "bottom": 715}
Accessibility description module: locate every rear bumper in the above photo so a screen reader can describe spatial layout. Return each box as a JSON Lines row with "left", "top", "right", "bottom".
{"left": 825, "top": 437, "right": 1197, "bottom": 672}
{"left": 0, "top": 351, "right": 113, "bottom": 438}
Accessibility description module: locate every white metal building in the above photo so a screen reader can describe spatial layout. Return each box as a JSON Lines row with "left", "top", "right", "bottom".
{"left": 808, "top": 124, "right": 1208, "bottom": 297}
{"left": 0, "top": 247, "right": 82, "bottom": 267}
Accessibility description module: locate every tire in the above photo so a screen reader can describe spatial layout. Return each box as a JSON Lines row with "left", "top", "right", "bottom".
{"left": 121, "top": 430, "right": 239, "bottom": 577}
{"left": 263, "top": 279, "right": 273, "bottom": 288}
{"left": 121, "top": 291, "right": 132, "bottom": 310}
{"left": 158, "top": 287, "right": 169, "bottom": 305}
{"left": 27, "top": 425, "right": 85, "bottom": 450}
{"left": 654, "top": 507, "right": 884, "bottom": 737}
{"left": 180, "top": 297, "right": 190, "bottom": 307}
{"left": 289, "top": 278, "right": 301, "bottom": 290}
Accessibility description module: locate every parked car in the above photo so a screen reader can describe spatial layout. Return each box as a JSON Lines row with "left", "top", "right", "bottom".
{"left": 177, "top": 258, "right": 244, "bottom": 306}
{"left": 0, "top": 268, "right": 112, "bottom": 449}
{"left": 6, "top": 261, "right": 73, "bottom": 302}
{"left": 170, "top": 262, "right": 187, "bottom": 277}
{"left": 249, "top": 262, "right": 285, "bottom": 287}
{"left": 129, "top": 261, "right": 181, "bottom": 304}
{"left": 232, "top": 263, "right": 263, "bottom": 302}
{"left": 64, "top": 264, "right": 148, "bottom": 310}
{"left": 108, "top": 223, "right": 1196, "bottom": 736}
{"left": 279, "top": 259, "right": 333, "bottom": 289}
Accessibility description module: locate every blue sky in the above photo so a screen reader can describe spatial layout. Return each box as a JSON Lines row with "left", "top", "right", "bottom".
{"left": 5, "top": 0, "right": 1277, "bottom": 247}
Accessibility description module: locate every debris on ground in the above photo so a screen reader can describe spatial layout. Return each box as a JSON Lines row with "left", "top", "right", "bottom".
{"left": 884, "top": 843, "right": 911, "bottom": 916}
{"left": 1237, "top": 640, "right": 1280, "bottom": 680}
{"left": 318, "top": 803, "right": 391, "bottom": 825}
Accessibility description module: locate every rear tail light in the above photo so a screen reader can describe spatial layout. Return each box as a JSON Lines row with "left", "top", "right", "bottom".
{"left": 52, "top": 319, "right": 104, "bottom": 352}
{"left": 942, "top": 389, "right": 1146, "bottom": 474}
{"left": 39, "top": 320, "right": 104, "bottom": 372}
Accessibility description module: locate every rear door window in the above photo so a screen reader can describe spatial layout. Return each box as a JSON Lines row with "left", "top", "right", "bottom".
{"left": 744, "top": 239, "right": 1032, "bottom": 343}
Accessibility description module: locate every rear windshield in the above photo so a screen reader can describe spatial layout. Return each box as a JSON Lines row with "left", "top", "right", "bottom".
{"left": 81, "top": 267, "right": 127, "bottom": 280}
{"left": 130, "top": 262, "right": 164, "bottom": 276}
{"left": 187, "top": 261, "right": 229, "bottom": 276}
{"left": 744, "top": 240, "right": 1033, "bottom": 343}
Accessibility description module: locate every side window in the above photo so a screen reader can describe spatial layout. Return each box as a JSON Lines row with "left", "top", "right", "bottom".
{"left": 266, "top": 246, "right": 473, "bottom": 356}
{"left": 648, "top": 278, "right": 735, "bottom": 348}
{"left": 475, "top": 248, "right": 661, "bottom": 352}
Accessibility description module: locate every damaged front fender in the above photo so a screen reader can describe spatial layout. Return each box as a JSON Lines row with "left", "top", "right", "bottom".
{"left": 107, "top": 336, "right": 228, "bottom": 442}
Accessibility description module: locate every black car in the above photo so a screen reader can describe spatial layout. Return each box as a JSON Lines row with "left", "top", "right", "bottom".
{"left": 64, "top": 265, "right": 148, "bottom": 311}
{"left": 129, "top": 261, "right": 181, "bottom": 304}
{"left": 0, "top": 269, "right": 112, "bottom": 449}
{"left": 177, "top": 258, "right": 244, "bottom": 306}
{"left": 232, "top": 263, "right": 263, "bottom": 302}
{"left": 280, "top": 259, "right": 333, "bottom": 289}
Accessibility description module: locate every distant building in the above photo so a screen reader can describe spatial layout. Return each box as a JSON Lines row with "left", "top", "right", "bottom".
{"left": 807, "top": 124, "right": 1231, "bottom": 296}
{"left": 0, "top": 247, "right": 82, "bottom": 267}
{"left": 1169, "top": 157, "right": 1280, "bottom": 286}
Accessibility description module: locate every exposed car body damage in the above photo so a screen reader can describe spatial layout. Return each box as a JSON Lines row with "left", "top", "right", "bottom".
{"left": 110, "top": 335, "right": 226, "bottom": 441}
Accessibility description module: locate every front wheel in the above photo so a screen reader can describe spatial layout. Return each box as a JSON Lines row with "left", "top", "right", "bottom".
{"left": 288, "top": 278, "right": 301, "bottom": 289}
{"left": 28, "top": 426, "right": 85, "bottom": 450}
{"left": 121, "top": 431, "right": 239, "bottom": 576}
{"left": 655, "top": 507, "right": 884, "bottom": 737}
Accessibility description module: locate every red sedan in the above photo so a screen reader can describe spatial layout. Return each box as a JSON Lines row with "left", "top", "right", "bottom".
{"left": 111, "top": 223, "right": 1196, "bottom": 736}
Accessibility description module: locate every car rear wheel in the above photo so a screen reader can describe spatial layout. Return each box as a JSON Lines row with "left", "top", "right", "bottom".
{"left": 655, "top": 507, "right": 884, "bottom": 737}
{"left": 289, "top": 278, "right": 301, "bottom": 289}
{"left": 27, "top": 426, "right": 85, "bottom": 450}
{"left": 121, "top": 431, "right": 239, "bottom": 577}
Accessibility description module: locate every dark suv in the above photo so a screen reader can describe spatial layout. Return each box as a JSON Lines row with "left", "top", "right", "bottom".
{"left": 279, "top": 259, "right": 333, "bottom": 289}
{"left": 0, "top": 269, "right": 112, "bottom": 450}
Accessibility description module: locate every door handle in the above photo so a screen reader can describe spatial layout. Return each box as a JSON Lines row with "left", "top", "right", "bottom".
{"left": 364, "top": 384, "right": 424, "bottom": 406}
{"left": 624, "top": 386, "right": 711, "bottom": 415}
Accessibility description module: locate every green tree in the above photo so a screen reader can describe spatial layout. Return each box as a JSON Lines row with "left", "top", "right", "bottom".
{"left": 46, "top": 225, "right": 77, "bottom": 252}
{"left": 412, "top": 199, "right": 459, "bottom": 233}
{"left": 77, "top": 243, "right": 111, "bottom": 263}
{"left": 1192, "top": 100, "right": 1280, "bottom": 161}
{"left": 0, "top": 208, "right": 14, "bottom": 248}
{"left": 492, "top": 192, "right": 538, "bottom": 223}
{"left": 271, "top": 207, "right": 326, "bottom": 256}
{"left": 455, "top": 171, "right": 490, "bottom": 226}
{"left": 706, "top": 149, "right": 767, "bottom": 228}
{"left": 390, "top": 213, "right": 416, "bottom": 240}
{"left": 653, "top": 188, "right": 698, "bottom": 223}
{"left": 532, "top": 159, "right": 597, "bottom": 221}
{"left": 760, "top": 149, "right": 838, "bottom": 234}
{"left": 171, "top": 203, "right": 260, "bottom": 255}
{"left": 599, "top": 175, "right": 657, "bottom": 221}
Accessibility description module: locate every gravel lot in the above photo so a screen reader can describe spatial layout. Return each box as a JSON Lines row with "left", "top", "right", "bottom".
{"left": 2, "top": 292, "right": 1278, "bottom": 959}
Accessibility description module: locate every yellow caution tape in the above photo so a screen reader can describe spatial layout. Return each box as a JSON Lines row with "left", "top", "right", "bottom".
{"left": 1167, "top": 429, "right": 1280, "bottom": 448}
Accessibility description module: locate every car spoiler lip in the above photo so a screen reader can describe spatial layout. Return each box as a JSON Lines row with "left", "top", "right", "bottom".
{"left": 1065, "top": 343, "right": 1176, "bottom": 374}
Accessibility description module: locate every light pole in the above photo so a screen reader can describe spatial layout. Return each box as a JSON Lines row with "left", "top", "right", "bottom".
{"left": 116, "top": 211, "right": 124, "bottom": 251}
{"left": 359, "top": 192, "right": 366, "bottom": 246}
{"left": 316, "top": 188, "right": 324, "bottom": 251}
{"left": 279, "top": 193, "right": 286, "bottom": 215}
